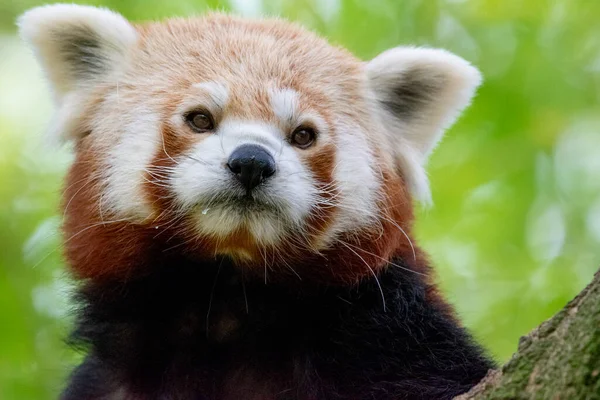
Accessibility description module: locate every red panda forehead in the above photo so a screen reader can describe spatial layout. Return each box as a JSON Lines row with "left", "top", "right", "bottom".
{"left": 133, "top": 15, "right": 366, "bottom": 110}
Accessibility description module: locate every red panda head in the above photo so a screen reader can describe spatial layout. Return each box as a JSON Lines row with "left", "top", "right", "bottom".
{"left": 19, "top": 4, "right": 481, "bottom": 284}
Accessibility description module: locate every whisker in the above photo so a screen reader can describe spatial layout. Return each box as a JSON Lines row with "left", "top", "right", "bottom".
{"left": 185, "top": 155, "right": 210, "bottom": 166}
{"left": 64, "top": 218, "right": 131, "bottom": 244}
{"left": 333, "top": 203, "right": 417, "bottom": 263}
{"left": 242, "top": 269, "right": 249, "bottom": 314}
{"left": 341, "top": 240, "right": 425, "bottom": 277}
{"left": 206, "top": 258, "right": 224, "bottom": 338}
{"left": 160, "top": 131, "right": 179, "bottom": 165}
{"left": 339, "top": 241, "right": 386, "bottom": 312}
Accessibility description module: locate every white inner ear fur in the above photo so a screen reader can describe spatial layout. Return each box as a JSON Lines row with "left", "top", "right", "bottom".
{"left": 367, "top": 47, "right": 482, "bottom": 204}
{"left": 18, "top": 4, "right": 137, "bottom": 142}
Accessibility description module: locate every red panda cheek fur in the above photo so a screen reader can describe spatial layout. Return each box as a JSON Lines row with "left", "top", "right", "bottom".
{"left": 62, "top": 139, "right": 156, "bottom": 280}
{"left": 308, "top": 167, "right": 425, "bottom": 285}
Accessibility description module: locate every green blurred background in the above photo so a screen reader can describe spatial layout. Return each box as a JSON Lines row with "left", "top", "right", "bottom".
{"left": 1, "top": 0, "right": 599, "bottom": 398}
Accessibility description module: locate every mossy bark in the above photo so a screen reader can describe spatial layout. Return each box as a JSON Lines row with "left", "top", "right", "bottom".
{"left": 455, "top": 268, "right": 600, "bottom": 400}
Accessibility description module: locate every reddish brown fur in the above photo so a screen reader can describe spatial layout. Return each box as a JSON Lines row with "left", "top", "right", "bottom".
{"left": 62, "top": 140, "right": 153, "bottom": 280}
{"left": 61, "top": 14, "right": 429, "bottom": 287}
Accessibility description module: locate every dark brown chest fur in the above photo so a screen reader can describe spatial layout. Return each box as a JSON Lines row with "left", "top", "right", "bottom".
{"left": 62, "top": 257, "right": 494, "bottom": 400}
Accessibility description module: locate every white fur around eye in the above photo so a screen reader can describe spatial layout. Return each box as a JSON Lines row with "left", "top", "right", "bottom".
{"left": 192, "top": 81, "right": 229, "bottom": 111}
{"left": 269, "top": 87, "right": 299, "bottom": 124}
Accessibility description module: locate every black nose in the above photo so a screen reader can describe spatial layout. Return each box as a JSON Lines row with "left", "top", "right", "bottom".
{"left": 227, "top": 144, "right": 276, "bottom": 192}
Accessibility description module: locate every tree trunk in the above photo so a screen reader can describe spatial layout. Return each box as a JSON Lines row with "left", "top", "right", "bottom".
{"left": 455, "top": 268, "right": 600, "bottom": 400}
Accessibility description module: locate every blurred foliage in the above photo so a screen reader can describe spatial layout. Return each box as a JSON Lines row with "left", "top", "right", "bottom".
{"left": 1, "top": 0, "right": 599, "bottom": 398}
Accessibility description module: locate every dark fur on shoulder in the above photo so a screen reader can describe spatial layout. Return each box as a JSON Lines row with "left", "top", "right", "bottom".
{"left": 62, "top": 257, "right": 495, "bottom": 400}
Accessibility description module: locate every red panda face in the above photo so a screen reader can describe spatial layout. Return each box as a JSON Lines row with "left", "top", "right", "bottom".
{"left": 87, "top": 18, "right": 383, "bottom": 265}
{"left": 19, "top": 5, "right": 481, "bottom": 283}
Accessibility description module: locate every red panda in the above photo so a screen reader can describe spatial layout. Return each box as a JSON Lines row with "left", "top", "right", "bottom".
{"left": 19, "top": 4, "right": 495, "bottom": 399}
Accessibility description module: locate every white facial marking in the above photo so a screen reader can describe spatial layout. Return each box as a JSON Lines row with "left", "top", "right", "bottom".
{"left": 101, "top": 102, "right": 159, "bottom": 220}
{"left": 170, "top": 81, "right": 230, "bottom": 129}
{"left": 310, "top": 120, "right": 381, "bottom": 248}
{"left": 192, "top": 81, "right": 229, "bottom": 111}
{"left": 169, "top": 119, "right": 318, "bottom": 246}
{"left": 269, "top": 87, "right": 299, "bottom": 124}
{"left": 334, "top": 121, "right": 381, "bottom": 226}
{"left": 216, "top": 120, "right": 282, "bottom": 152}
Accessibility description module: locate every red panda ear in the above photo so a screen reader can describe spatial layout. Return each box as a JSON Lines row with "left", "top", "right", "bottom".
{"left": 367, "top": 47, "right": 482, "bottom": 204}
{"left": 18, "top": 4, "right": 137, "bottom": 142}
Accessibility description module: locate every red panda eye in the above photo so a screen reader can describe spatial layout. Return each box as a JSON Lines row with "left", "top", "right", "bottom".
{"left": 291, "top": 127, "right": 316, "bottom": 149}
{"left": 185, "top": 111, "right": 214, "bottom": 132}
